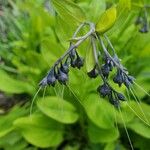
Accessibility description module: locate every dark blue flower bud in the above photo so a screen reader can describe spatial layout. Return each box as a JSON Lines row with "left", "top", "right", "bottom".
{"left": 69, "top": 49, "right": 76, "bottom": 59}
{"left": 87, "top": 67, "right": 98, "bottom": 78}
{"left": 60, "top": 60, "right": 69, "bottom": 74}
{"left": 47, "top": 69, "right": 56, "bottom": 87}
{"left": 101, "top": 64, "right": 110, "bottom": 78}
{"left": 109, "top": 99, "right": 120, "bottom": 108}
{"left": 70, "top": 58, "right": 76, "bottom": 68}
{"left": 128, "top": 75, "right": 135, "bottom": 84}
{"left": 57, "top": 69, "right": 68, "bottom": 85}
{"left": 39, "top": 77, "right": 47, "bottom": 87}
{"left": 75, "top": 56, "right": 84, "bottom": 69}
{"left": 97, "top": 84, "right": 111, "bottom": 97}
{"left": 113, "top": 70, "right": 123, "bottom": 87}
{"left": 117, "top": 93, "right": 125, "bottom": 101}
{"left": 139, "top": 23, "right": 149, "bottom": 33}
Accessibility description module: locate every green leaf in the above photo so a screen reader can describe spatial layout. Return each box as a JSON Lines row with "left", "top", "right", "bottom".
{"left": 0, "top": 107, "right": 27, "bottom": 138}
{"left": 115, "top": 102, "right": 135, "bottom": 124}
{"left": 88, "top": 0, "right": 106, "bottom": 22}
{"left": 127, "top": 120, "right": 150, "bottom": 138}
{"left": 131, "top": 0, "right": 144, "bottom": 9}
{"left": 83, "top": 94, "right": 115, "bottom": 129}
{"left": 125, "top": 101, "right": 150, "bottom": 138}
{"left": 128, "top": 101, "right": 150, "bottom": 123}
{"left": 13, "top": 114, "right": 63, "bottom": 148}
{"left": 0, "top": 69, "right": 35, "bottom": 94}
{"left": 104, "top": 142, "right": 126, "bottom": 150}
{"left": 37, "top": 96, "right": 79, "bottom": 124}
{"left": 107, "top": 0, "right": 132, "bottom": 36}
{"left": 88, "top": 122, "right": 119, "bottom": 143}
{"left": 96, "top": 6, "right": 117, "bottom": 34}
{"left": 52, "top": 0, "right": 86, "bottom": 26}
{"left": 104, "top": 142, "right": 116, "bottom": 150}
{"left": 0, "top": 131, "right": 28, "bottom": 150}
{"left": 119, "top": 0, "right": 131, "bottom": 10}
{"left": 85, "top": 40, "right": 95, "bottom": 72}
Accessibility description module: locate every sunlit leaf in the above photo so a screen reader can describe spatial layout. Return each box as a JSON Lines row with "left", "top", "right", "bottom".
{"left": 85, "top": 40, "right": 95, "bottom": 72}
{"left": 88, "top": 0, "right": 106, "bottom": 22}
{"left": 37, "top": 96, "right": 79, "bottom": 124}
{"left": 83, "top": 94, "right": 115, "bottom": 129}
{"left": 51, "top": 0, "right": 86, "bottom": 26}
{"left": 96, "top": 6, "right": 117, "bottom": 34}
{"left": 88, "top": 122, "right": 119, "bottom": 143}
{"left": 127, "top": 120, "right": 150, "bottom": 138}
{"left": 0, "top": 69, "right": 35, "bottom": 94}
{"left": 13, "top": 114, "right": 63, "bottom": 148}
{"left": 0, "top": 107, "right": 27, "bottom": 138}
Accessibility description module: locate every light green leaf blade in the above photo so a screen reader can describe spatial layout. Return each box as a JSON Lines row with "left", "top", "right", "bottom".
{"left": 119, "top": 0, "right": 131, "bottom": 10}
{"left": 85, "top": 40, "right": 95, "bottom": 72}
{"left": 0, "top": 131, "right": 27, "bottom": 150}
{"left": 96, "top": 6, "right": 117, "bottom": 34}
{"left": 83, "top": 94, "right": 115, "bottom": 129}
{"left": 127, "top": 120, "right": 150, "bottom": 138}
{"left": 0, "top": 107, "right": 27, "bottom": 138}
{"left": 13, "top": 114, "right": 63, "bottom": 148}
{"left": 0, "top": 69, "right": 35, "bottom": 94}
{"left": 107, "top": 0, "right": 132, "bottom": 36}
{"left": 88, "top": 0, "right": 106, "bottom": 22}
{"left": 128, "top": 101, "right": 150, "bottom": 123}
{"left": 37, "top": 96, "right": 79, "bottom": 124}
{"left": 52, "top": 0, "right": 86, "bottom": 26}
{"left": 88, "top": 122, "right": 119, "bottom": 143}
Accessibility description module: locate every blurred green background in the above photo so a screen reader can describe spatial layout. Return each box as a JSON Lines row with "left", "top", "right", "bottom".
{"left": 0, "top": 0, "right": 150, "bottom": 150}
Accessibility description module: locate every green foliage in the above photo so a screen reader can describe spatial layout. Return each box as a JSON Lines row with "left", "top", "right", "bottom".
{"left": 88, "top": 122, "right": 119, "bottom": 143}
{"left": 51, "top": 0, "right": 86, "bottom": 26}
{"left": 37, "top": 96, "right": 79, "bottom": 124}
{"left": 0, "top": 0, "right": 150, "bottom": 149}
{"left": 14, "top": 113, "right": 63, "bottom": 148}
{"left": 96, "top": 6, "right": 117, "bottom": 34}
{"left": 0, "top": 69, "right": 35, "bottom": 94}
{"left": 85, "top": 40, "right": 96, "bottom": 72}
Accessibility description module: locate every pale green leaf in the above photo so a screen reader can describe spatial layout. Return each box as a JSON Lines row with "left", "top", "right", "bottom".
{"left": 0, "top": 107, "right": 27, "bottom": 138}
{"left": 88, "top": 0, "right": 106, "bottom": 22}
{"left": 127, "top": 120, "right": 150, "bottom": 138}
{"left": 83, "top": 94, "right": 115, "bottom": 129}
{"left": 37, "top": 96, "right": 79, "bottom": 124}
{"left": 13, "top": 114, "right": 63, "bottom": 148}
{"left": 96, "top": 6, "right": 117, "bottom": 34}
{"left": 119, "top": 0, "right": 131, "bottom": 10}
{"left": 0, "top": 69, "right": 35, "bottom": 94}
{"left": 88, "top": 123, "right": 119, "bottom": 143}
{"left": 52, "top": 0, "right": 86, "bottom": 26}
{"left": 85, "top": 40, "right": 95, "bottom": 72}
{"left": 128, "top": 101, "right": 150, "bottom": 123}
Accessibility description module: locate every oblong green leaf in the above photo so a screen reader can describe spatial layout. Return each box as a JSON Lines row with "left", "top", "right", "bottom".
{"left": 88, "top": 123, "right": 119, "bottom": 143}
{"left": 119, "top": 0, "right": 131, "bottom": 10}
{"left": 127, "top": 120, "right": 150, "bottom": 139}
{"left": 83, "top": 94, "right": 115, "bottom": 129}
{"left": 13, "top": 114, "right": 63, "bottom": 148}
{"left": 37, "top": 96, "right": 79, "bottom": 124}
{"left": 96, "top": 6, "right": 117, "bottom": 34}
{"left": 85, "top": 40, "right": 96, "bottom": 72}
{"left": 0, "top": 69, "right": 35, "bottom": 94}
{"left": 52, "top": 0, "right": 86, "bottom": 26}
{"left": 88, "top": 0, "right": 106, "bottom": 22}
{"left": 0, "top": 107, "right": 27, "bottom": 138}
